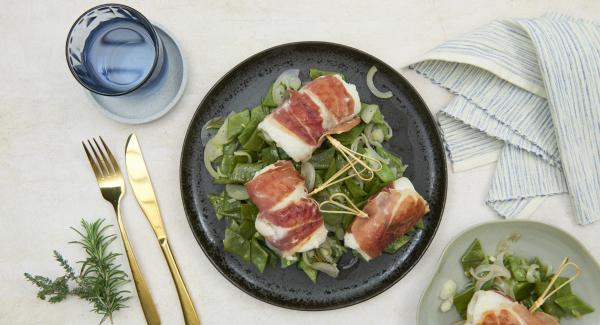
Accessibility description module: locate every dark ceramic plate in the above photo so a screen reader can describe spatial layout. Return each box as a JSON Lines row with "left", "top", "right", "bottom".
{"left": 180, "top": 42, "right": 447, "bottom": 310}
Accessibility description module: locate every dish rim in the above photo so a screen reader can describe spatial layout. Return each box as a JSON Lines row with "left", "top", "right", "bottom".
{"left": 416, "top": 219, "right": 600, "bottom": 324}
{"left": 180, "top": 40, "right": 448, "bottom": 310}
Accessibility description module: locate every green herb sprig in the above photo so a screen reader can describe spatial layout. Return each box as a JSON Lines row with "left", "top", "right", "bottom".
{"left": 25, "top": 219, "right": 130, "bottom": 323}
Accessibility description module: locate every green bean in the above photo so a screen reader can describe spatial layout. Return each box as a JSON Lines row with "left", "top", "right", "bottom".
{"left": 227, "top": 109, "right": 250, "bottom": 138}
{"left": 460, "top": 239, "right": 486, "bottom": 273}
{"left": 309, "top": 68, "right": 345, "bottom": 80}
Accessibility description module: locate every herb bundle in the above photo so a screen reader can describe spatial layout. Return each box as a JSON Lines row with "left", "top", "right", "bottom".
{"left": 24, "top": 219, "right": 130, "bottom": 323}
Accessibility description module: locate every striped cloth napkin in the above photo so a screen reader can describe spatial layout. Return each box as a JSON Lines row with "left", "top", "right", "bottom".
{"left": 409, "top": 14, "right": 600, "bottom": 225}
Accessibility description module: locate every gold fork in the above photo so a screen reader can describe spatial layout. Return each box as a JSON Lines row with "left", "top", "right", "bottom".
{"left": 83, "top": 137, "right": 160, "bottom": 325}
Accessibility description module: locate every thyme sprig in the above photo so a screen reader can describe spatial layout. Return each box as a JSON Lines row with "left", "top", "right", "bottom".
{"left": 25, "top": 219, "right": 130, "bottom": 323}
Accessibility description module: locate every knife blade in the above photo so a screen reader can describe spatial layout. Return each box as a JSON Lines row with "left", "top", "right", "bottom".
{"left": 125, "top": 133, "right": 166, "bottom": 240}
{"left": 125, "top": 133, "right": 200, "bottom": 325}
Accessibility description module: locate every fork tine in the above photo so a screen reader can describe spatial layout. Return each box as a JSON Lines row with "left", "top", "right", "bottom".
{"left": 88, "top": 139, "right": 109, "bottom": 176}
{"left": 82, "top": 141, "right": 103, "bottom": 179}
{"left": 100, "top": 136, "right": 120, "bottom": 174}
{"left": 93, "top": 138, "right": 113, "bottom": 174}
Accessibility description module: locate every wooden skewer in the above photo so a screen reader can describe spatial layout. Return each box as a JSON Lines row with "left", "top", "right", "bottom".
{"left": 308, "top": 135, "right": 382, "bottom": 196}
{"left": 529, "top": 257, "right": 581, "bottom": 313}
{"left": 309, "top": 161, "right": 362, "bottom": 196}
{"left": 318, "top": 193, "right": 368, "bottom": 218}
{"left": 327, "top": 135, "right": 382, "bottom": 179}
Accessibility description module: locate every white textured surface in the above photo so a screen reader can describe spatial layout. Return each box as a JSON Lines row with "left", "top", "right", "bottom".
{"left": 1, "top": 1, "right": 599, "bottom": 324}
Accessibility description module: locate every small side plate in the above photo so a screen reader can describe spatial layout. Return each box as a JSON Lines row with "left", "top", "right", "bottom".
{"left": 88, "top": 24, "right": 187, "bottom": 124}
{"left": 418, "top": 220, "right": 600, "bottom": 325}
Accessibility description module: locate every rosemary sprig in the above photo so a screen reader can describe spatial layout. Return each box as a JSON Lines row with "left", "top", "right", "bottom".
{"left": 24, "top": 251, "right": 74, "bottom": 303}
{"left": 24, "top": 219, "right": 130, "bottom": 324}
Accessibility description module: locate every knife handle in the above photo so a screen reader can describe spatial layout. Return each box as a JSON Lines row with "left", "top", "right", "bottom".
{"left": 159, "top": 238, "right": 200, "bottom": 325}
{"left": 115, "top": 210, "right": 161, "bottom": 325}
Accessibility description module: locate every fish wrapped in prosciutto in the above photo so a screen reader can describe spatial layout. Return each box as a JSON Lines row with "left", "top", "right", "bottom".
{"left": 259, "top": 74, "right": 361, "bottom": 162}
{"left": 465, "top": 290, "right": 559, "bottom": 325}
{"left": 245, "top": 160, "right": 327, "bottom": 258}
{"left": 344, "top": 177, "right": 429, "bottom": 261}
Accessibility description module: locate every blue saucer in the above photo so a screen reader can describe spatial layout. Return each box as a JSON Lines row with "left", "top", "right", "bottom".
{"left": 88, "top": 24, "right": 187, "bottom": 124}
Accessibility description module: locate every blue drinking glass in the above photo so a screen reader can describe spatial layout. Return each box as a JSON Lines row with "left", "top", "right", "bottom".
{"left": 65, "top": 4, "right": 165, "bottom": 96}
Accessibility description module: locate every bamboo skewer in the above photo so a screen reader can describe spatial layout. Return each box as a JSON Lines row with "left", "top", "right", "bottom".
{"left": 309, "top": 135, "right": 383, "bottom": 218}
{"left": 327, "top": 135, "right": 382, "bottom": 181}
{"left": 309, "top": 135, "right": 382, "bottom": 196}
{"left": 529, "top": 257, "right": 581, "bottom": 313}
{"left": 318, "top": 193, "right": 368, "bottom": 218}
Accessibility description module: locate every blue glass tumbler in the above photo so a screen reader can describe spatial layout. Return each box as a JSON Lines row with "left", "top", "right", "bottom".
{"left": 66, "top": 4, "right": 165, "bottom": 96}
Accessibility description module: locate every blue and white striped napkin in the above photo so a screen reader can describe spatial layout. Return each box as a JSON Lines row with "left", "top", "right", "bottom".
{"left": 409, "top": 14, "right": 600, "bottom": 225}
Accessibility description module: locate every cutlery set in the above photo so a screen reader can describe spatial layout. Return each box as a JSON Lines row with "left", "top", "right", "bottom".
{"left": 83, "top": 135, "right": 199, "bottom": 325}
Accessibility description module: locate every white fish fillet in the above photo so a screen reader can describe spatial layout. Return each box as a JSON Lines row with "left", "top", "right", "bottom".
{"left": 343, "top": 232, "right": 372, "bottom": 261}
{"left": 252, "top": 162, "right": 327, "bottom": 257}
{"left": 258, "top": 115, "right": 317, "bottom": 162}
{"left": 259, "top": 75, "right": 361, "bottom": 162}
{"left": 465, "top": 290, "right": 559, "bottom": 325}
{"left": 343, "top": 177, "right": 418, "bottom": 261}
{"left": 334, "top": 74, "right": 361, "bottom": 118}
{"left": 301, "top": 89, "right": 339, "bottom": 130}
{"left": 295, "top": 223, "right": 328, "bottom": 252}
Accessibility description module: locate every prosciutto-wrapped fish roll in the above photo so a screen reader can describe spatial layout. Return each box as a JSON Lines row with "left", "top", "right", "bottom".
{"left": 465, "top": 290, "right": 559, "bottom": 325}
{"left": 259, "top": 74, "right": 360, "bottom": 162}
{"left": 344, "top": 177, "right": 429, "bottom": 261}
{"left": 245, "top": 160, "right": 327, "bottom": 257}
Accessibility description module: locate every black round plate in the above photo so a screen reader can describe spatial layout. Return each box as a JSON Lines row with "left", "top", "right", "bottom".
{"left": 180, "top": 42, "right": 447, "bottom": 310}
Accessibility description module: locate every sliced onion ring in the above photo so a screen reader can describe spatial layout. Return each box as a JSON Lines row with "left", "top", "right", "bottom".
{"left": 310, "top": 262, "right": 340, "bottom": 278}
{"left": 493, "top": 277, "right": 512, "bottom": 296}
{"left": 474, "top": 264, "right": 511, "bottom": 279}
{"left": 381, "top": 120, "right": 393, "bottom": 140}
{"left": 272, "top": 69, "right": 301, "bottom": 105}
{"left": 360, "top": 104, "right": 379, "bottom": 123}
{"left": 526, "top": 264, "right": 540, "bottom": 283}
{"left": 470, "top": 263, "right": 511, "bottom": 290}
{"left": 301, "top": 162, "right": 316, "bottom": 192}
{"left": 200, "top": 117, "right": 224, "bottom": 146}
{"left": 203, "top": 115, "right": 233, "bottom": 178}
{"left": 203, "top": 144, "right": 222, "bottom": 178}
{"left": 367, "top": 66, "right": 393, "bottom": 99}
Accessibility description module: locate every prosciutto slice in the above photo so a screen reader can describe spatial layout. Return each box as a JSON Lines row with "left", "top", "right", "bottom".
{"left": 466, "top": 290, "right": 560, "bottom": 325}
{"left": 245, "top": 160, "right": 327, "bottom": 257}
{"left": 259, "top": 74, "right": 360, "bottom": 162}
{"left": 344, "top": 177, "right": 429, "bottom": 261}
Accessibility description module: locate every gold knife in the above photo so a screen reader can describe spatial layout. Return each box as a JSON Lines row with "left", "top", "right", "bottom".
{"left": 125, "top": 133, "right": 200, "bottom": 325}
